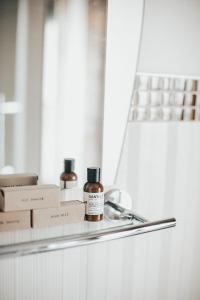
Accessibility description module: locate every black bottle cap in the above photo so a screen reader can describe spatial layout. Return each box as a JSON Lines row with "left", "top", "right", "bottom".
{"left": 64, "top": 158, "right": 75, "bottom": 173}
{"left": 87, "top": 167, "right": 101, "bottom": 183}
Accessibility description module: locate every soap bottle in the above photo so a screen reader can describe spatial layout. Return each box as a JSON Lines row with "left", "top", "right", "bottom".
{"left": 84, "top": 167, "right": 104, "bottom": 221}
{"left": 60, "top": 159, "right": 78, "bottom": 189}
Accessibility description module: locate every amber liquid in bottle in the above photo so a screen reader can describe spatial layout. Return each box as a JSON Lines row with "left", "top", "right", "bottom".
{"left": 60, "top": 158, "right": 78, "bottom": 189}
{"left": 84, "top": 167, "right": 104, "bottom": 222}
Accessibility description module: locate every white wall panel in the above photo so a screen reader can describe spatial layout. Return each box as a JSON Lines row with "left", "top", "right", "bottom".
{"left": 138, "top": 0, "right": 200, "bottom": 76}
{"left": 102, "top": 0, "right": 144, "bottom": 185}
{"left": 116, "top": 122, "right": 200, "bottom": 300}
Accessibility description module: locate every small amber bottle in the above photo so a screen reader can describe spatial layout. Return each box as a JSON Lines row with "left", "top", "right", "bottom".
{"left": 60, "top": 159, "right": 78, "bottom": 189}
{"left": 84, "top": 167, "right": 104, "bottom": 222}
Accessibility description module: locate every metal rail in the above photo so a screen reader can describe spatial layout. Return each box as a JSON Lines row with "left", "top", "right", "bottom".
{"left": 0, "top": 216, "right": 176, "bottom": 259}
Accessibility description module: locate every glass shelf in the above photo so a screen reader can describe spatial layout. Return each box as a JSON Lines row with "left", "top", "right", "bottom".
{"left": 0, "top": 196, "right": 176, "bottom": 259}
{"left": 0, "top": 216, "right": 134, "bottom": 247}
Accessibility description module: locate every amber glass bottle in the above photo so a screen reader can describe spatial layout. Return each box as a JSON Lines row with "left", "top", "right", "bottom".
{"left": 84, "top": 167, "right": 104, "bottom": 221}
{"left": 60, "top": 159, "right": 78, "bottom": 189}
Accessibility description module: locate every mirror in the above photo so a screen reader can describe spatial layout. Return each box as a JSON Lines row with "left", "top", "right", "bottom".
{"left": 0, "top": 0, "right": 107, "bottom": 184}
{"left": 116, "top": 0, "right": 200, "bottom": 207}
{"left": 114, "top": 3, "right": 200, "bottom": 298}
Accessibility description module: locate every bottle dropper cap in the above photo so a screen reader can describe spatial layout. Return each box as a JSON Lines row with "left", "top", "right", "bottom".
{"left": 64, "top": 159, "right": 75, "bottom": 173}
{"left": 87, "top": 167, "right": 101, "bottom": 183}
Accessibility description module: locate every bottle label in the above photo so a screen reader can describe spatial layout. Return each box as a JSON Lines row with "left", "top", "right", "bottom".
{"left": 84, "top": 192, "right": 104, "bottom": 215}
{"left": 60, "top": 180, "right": 78, "bottom": 189}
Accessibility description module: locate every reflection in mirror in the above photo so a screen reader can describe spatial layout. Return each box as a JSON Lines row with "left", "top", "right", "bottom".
{"left": 0, "top": 0, "right": 107, "bottom": 185}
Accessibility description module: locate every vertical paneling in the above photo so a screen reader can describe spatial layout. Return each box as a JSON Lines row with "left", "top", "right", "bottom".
{"left": 62, "top": 247, "right": 88, "bottom": 300}
{"left": 117, "top": 122, "right": 200, "bottom": 300}
{"left": 86, "top": 243, "right": 108, "bottom": 300}
{"left": 0, "top": 258, "right": 16, "bottom": 300}
{"left": 105, "top": 240, "right": 124, "bottom": 300}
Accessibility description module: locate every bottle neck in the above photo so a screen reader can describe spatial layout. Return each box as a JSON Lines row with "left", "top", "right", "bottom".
{"left": 64, "top": 168, "right": 73, "bottom": 173}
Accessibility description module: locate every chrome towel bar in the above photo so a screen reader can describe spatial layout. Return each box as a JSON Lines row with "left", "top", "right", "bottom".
{"left": 0, "top": 216, "right": 176, "bottom": 259}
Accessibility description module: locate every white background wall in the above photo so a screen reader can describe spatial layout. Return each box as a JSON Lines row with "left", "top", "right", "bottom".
{"left": 138, "top": 0, "right": 200, "bottom": 76}
{"left": 102, "top": 0, "right": 144, "bottom": 185}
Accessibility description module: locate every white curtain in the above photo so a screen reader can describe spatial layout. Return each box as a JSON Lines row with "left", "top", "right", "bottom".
{"left": 41, "top": 0, "right": 106, "bottom": 185}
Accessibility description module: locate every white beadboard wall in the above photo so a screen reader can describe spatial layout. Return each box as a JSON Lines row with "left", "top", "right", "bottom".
{"left": 0, "top": 233, "right": 169, "bottom": 300}
{"left": 116, "top": 122, "right": 200, "bottom": 300}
